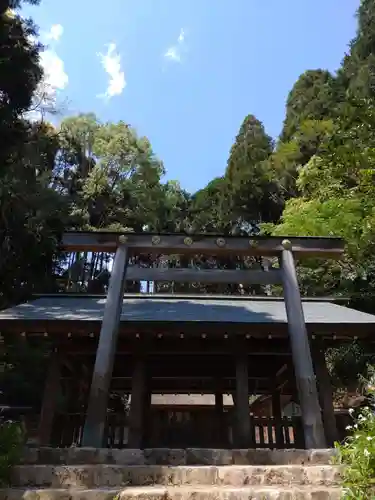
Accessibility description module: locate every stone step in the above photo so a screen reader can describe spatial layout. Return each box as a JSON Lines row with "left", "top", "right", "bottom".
{"left": 0, "top": 486, "right": 343, "bottom": 500}
{"left": 12, "top": 465, "right": 342, "bottom": 488}
{"left": 21, "top": 448, "right": 336, "bottom": 466}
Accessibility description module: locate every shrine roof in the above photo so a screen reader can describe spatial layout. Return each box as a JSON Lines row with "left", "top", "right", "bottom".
{"left": 0, "top": 294, "right": 374, "bottom": 331}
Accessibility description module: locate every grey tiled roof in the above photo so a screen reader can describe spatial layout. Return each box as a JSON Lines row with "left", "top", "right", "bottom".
{"left": 0, "top": 295, "right": 375, "bottom": 325}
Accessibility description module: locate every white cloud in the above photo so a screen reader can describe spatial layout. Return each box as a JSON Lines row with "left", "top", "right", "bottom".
{"left": 25, "top": 23, "right": 68, "bottom": 121}
{"left": 39, "top": 26, "right": 68, "bottom": 103}
{"left": 97, "top": 43, "right": 126, "bottom": 100}
{"left": 40, "top": 49, "right": 68, "bottom": 91}
{"left": 178, "top": 29, "right": 185, "bottom": 43}
{"left": 45, "top": 24, "right": 64, "bottom": 42}
{"left": 164, "top": 28, "right": 186, "bottom": 63}
{"left": 164, "top": 47, "right": 181, "bottom": 63}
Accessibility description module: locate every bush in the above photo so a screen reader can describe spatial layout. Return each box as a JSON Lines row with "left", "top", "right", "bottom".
{"left": 333, "top": 368, "right": 375, "bottom": 499}
{"left": 0, "top": 419, "right": 24, "bottom": 486}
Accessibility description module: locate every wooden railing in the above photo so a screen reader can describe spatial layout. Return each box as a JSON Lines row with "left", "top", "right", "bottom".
{"left": 50, "top": 411, "right": 304, "bottom": 449}
{"left": 251, "top": 416, "right": 303, "bottom": 448}
{"left": 52, "top": 413, "right": 85, "bottom": 447}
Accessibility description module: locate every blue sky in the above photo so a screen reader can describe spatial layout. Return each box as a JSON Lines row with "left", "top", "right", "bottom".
{"left": 23, "top": 0, "right": 358, "bottom": 193}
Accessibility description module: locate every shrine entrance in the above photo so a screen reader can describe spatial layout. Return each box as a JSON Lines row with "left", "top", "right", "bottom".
{"left": 1, "top": 231, "right": 375, "bottom": 450}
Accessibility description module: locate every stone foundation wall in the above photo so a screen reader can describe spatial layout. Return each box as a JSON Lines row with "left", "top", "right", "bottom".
{"left": 20, "top": 447, "right": 336, "bottom": 466}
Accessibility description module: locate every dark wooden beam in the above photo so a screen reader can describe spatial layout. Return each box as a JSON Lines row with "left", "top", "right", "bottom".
{"left": 63, "top": 357, "right": 278, "bottom": 378}
{"left": 37, "top": 349, "right": 61, "bottom": 446}
{"left": 126, "top": 267, "right": 282, "bottom": 284}
{"left": 275, "top": 363, "right": 288, "bottom": 379}
{"left": 128, "top": 356, "right": 146, "bottom": 448}
{"left": 108, "top": 378, "right": 286, "bottom": 393}
{"left": 66, "top": 348, "right": 292, "bottom": 356}
{"left": 108, "top": 376, "right": 270, "bottom": 381}
{"left": 142, "top": 371, "right": 152, "bottom": 448}
{"left": 111, "top": 354, "right": 285, "bottom": 375}
{"left": 61, "top": 231, "right": 345, "bottom": 258}
{"left": 272, "top": 389, "right": 284, "bottom": 447}
{"left": 234, "top": 347, "right": 252, "bottom": 447}
{"left": 61, "top": 338, "right": 292, "bottom": 356}
{"left": 214, "top": 377, "right": 226, "bottom": 446}
{"left": 311, "top": 341, "right": 339, "bottom": 447}
{"left": 6, "top": 318, "right": 373, "bottom": 339}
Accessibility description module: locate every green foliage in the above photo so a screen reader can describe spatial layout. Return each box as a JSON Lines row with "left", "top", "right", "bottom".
{"left": 7, "top": 1, "right": 40, "bottom": 9}
{"left": 333, "top": 369, "right": 375, "bottom": 499}
{"left": 326, "top": 343, "right": 374, "bottom": 391}
{"left": 223, "top": 114, "right": 281, "bottom": 230}
{"left": 0, "top": 4, "right": 68, "bottom": 309}
{"left": 189, "top": 177, "right": 227, "bottom": 232}
{"left": 57, "top": 114, "right": 174, "bottom": 232}
{"left": 226, "top": 114, "right": 274, "bottom": 182}
{"left": 0, "top": 420, "right": 24, "bottom": 486}
{"left": 264, "top": 94, "right": 375, "bottom": 309}
{"left": 280, "top": 70, "right": 337, "bottom": 143}
{"left": 0, "top": 338, "right": 48, "bottom": 408}
{"left": 339, "top": 0, "right": 375, "bottom": 101}
{"left": 262, "top": 0, "right": 375, "bottom": 389}
{"left": 0, "top": 8, "right": 41, "bottom": 119}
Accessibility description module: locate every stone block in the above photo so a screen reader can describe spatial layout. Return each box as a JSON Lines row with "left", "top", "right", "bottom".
{"left": 37, "top": 449, "right": 67, "bottom": 466}
{"left": 66, "top": 448, "right": 104, "bottom": 465}
{"left": 0, "top": 486, "right": 343, "bottom": 500}
{"left": 185, "top": 449, "right": 233, "bottom": 465}
{"left": 270, "top": 450, "right": 310, "bottom": 465}
{"left": 110, "top": 450, "right": 145, "bottom": 466}
{"left": 11, "top": 464, "right": 342, "bottom": 489}
{"left": 144, "top": 449, "right": 186, "bottom": 466}
{"left": 20, "top": 448, "right": 39, "bottom": 465}
{"left": 308, "top": 449, "right": 337, "bottom": 465}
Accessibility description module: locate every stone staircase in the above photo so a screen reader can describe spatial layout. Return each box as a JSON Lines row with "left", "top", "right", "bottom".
{"left": 1, "top": 448, "right": 343, "bottom": 499}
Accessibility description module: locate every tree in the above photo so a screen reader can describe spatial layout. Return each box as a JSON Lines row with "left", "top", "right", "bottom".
{"left": 226, "top": 115, "right": 274, "bottom": 182}
{"left": 58, "top": 113, "right": 99, "bottom": 183}
{"left": 152, "top": 180, "right": 191, "bottom": 233}
{"left": 0, "top": 4, "right": 70, "bottom": 309}
{"left": 223, "top": 115, "right": 279, "bottom": 231}
{"left": 0, "top": 5, "right": 42, "bottom": 165}
{"left": 280, "top": 70, "right": 337, "bottom": 143}
{"left": 6, "top": 0, "right": 40, "bottom": 9}
{"left": 0, "top": 337, "right": 48, "bottom": 409}
{"left": 339, "top": 0, "right": 375, "bottom": 101}
{"left": 189, "top": 177, "right": 227, "bottom": 233}
{"left": 264, "top": 94, "right": 375, "bottom": 389}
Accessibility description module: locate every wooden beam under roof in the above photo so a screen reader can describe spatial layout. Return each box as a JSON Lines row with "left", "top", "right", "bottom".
{"left": 61, "top": 231, "right": 345, "bottom": 258}
{"left": 106, "top": 378, "right": 293, "bottom": 394}
{"left": 126, "top": 267, "right": 283, "bottom": 284}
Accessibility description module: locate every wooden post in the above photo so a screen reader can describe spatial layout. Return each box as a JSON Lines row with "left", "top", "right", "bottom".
{"left": 38, "top": 349, "right": 60, "bottom": 446}
{"left": 215, "top": 378, "right": 225, "bottom": 447}
{"left": 311, "top": 341, "right": 339, "bottom": 447}
{"left": 128, "top": 356, "right": 146, "bottom": 448}
{"left": 82, "top": 239, "right": 128, "bottom": 447}
{"left": 142, "top": 372, "right": 152, "bottom": 448}
{"left": 272, "top": 390, "right": 284, "bottom": 448}
{"left": 234, "top": 351, "right": 251, "bottom": 447}
{"left": 280, "top": 240, "right": 326, "bottom": 449}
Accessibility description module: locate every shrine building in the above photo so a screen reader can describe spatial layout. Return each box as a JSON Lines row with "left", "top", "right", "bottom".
{"left": 1, "top": 231, "right": 375, "bottom": 450}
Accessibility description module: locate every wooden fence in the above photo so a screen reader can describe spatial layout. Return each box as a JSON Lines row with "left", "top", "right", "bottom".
{"left": 50, "top": 411, "right": 304, "bottom": 449}
{"left": 4, "top": 406, "right": 351, "bottom": 449}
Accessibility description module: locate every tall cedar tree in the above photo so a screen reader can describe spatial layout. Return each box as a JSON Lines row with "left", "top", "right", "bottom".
{"left": 224, "top": 114, "right": 279, "bottom": 229}
{"left": 280, "top": 70, "right": 337, "bottom": 143}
